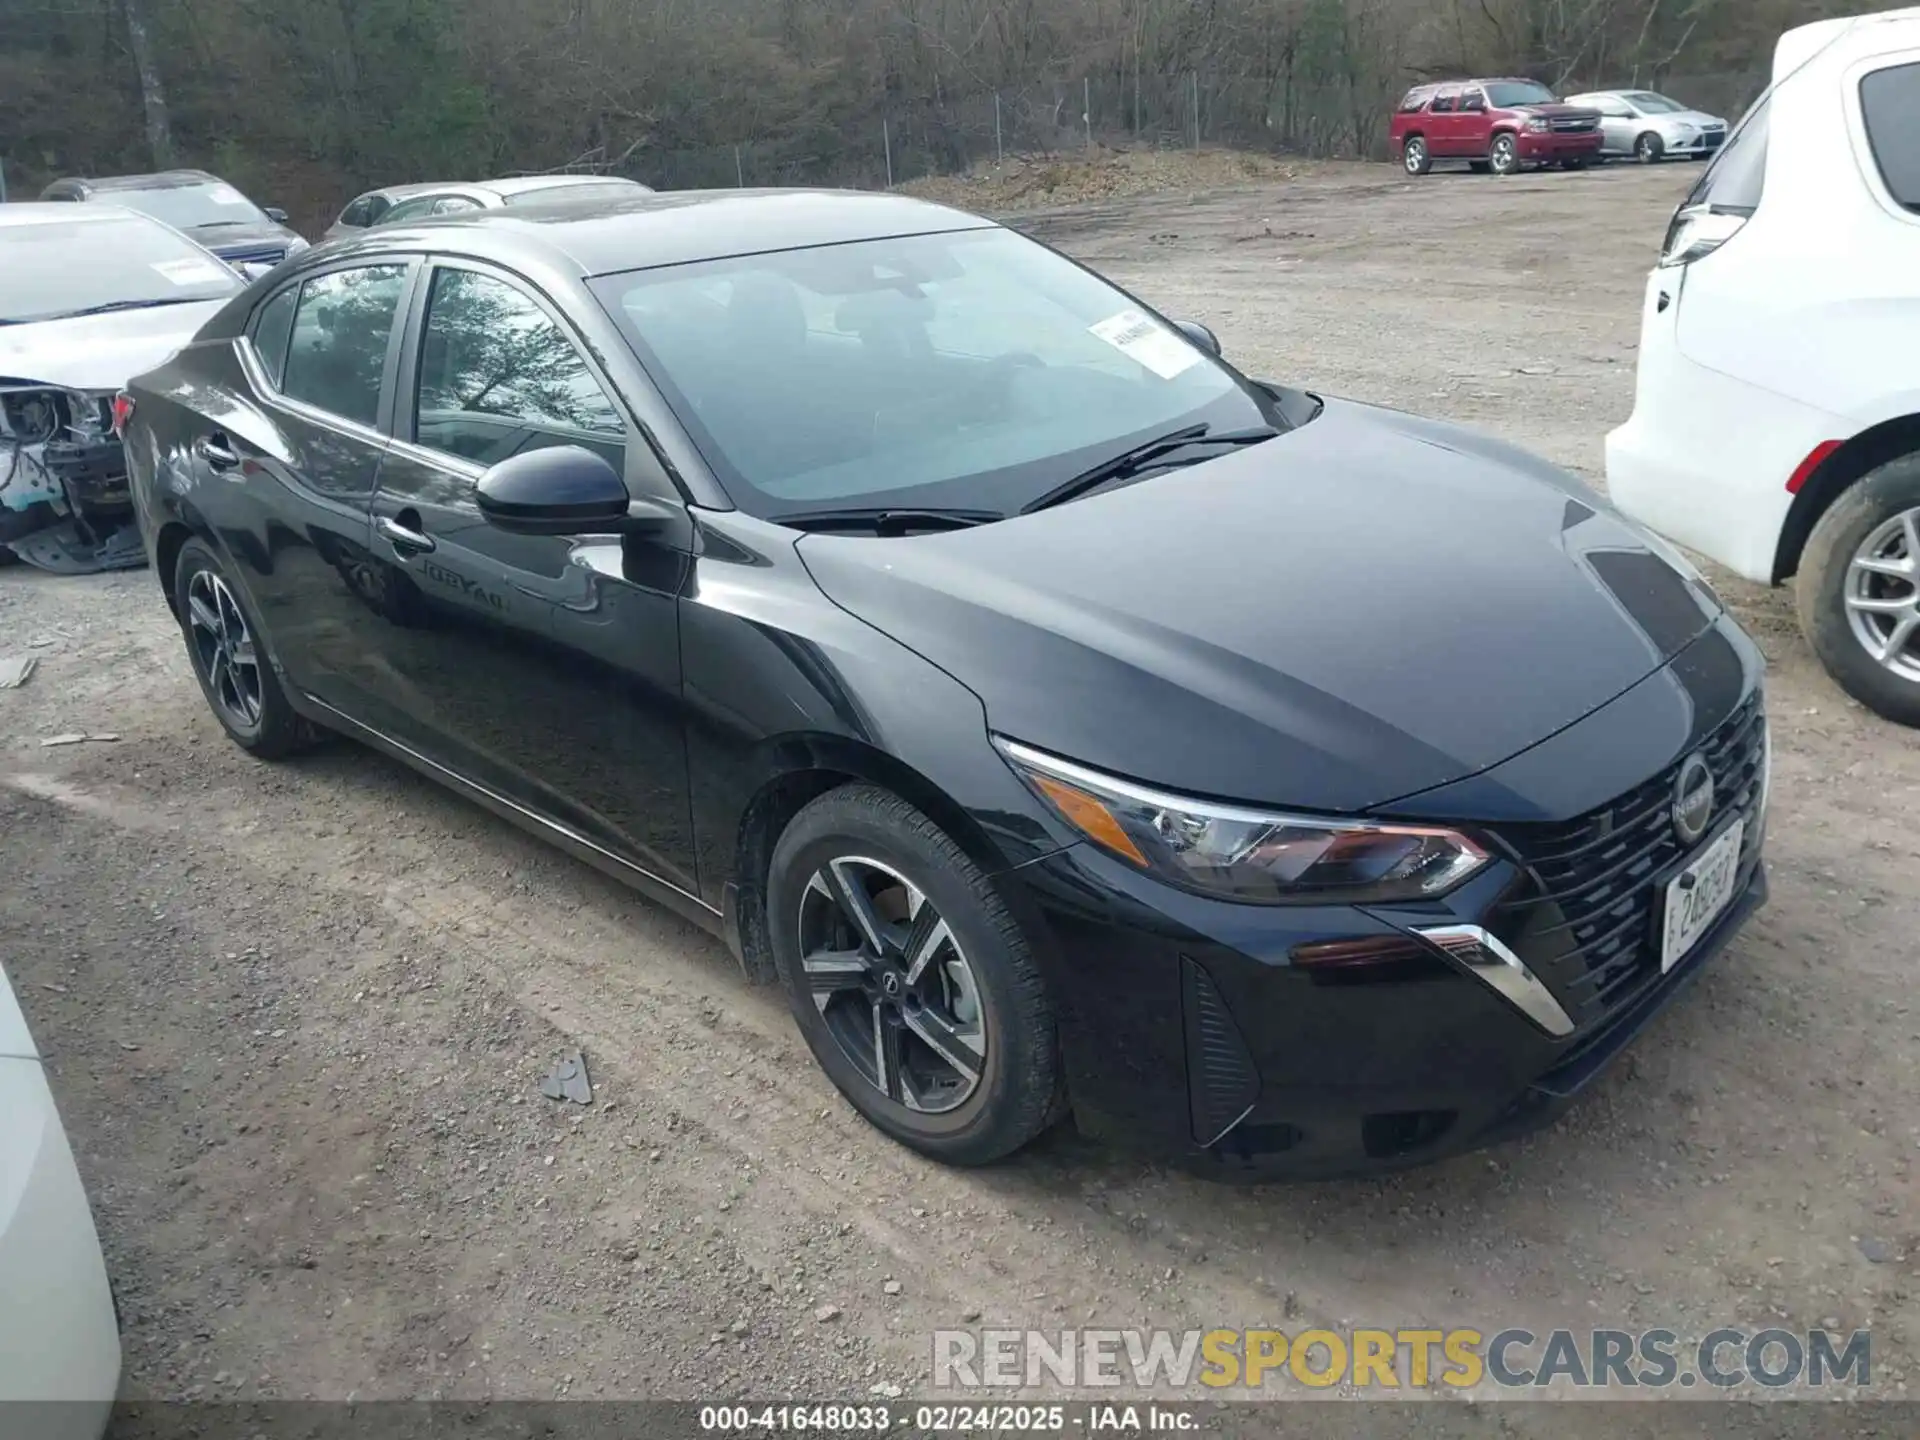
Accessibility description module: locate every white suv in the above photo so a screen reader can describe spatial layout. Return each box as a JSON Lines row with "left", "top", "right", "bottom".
{"left": 1607, "top": 7, "right": 1920, "bottom": 725}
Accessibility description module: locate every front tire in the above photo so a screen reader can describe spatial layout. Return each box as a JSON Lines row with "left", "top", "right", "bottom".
{"left": 1636, "top": 131, "right": 1665, "bottom": 163}
{"left": 173, "top": 538, "right": 321, "bottom": 758}
{"left": 1489, "top": 134, "right": 1520, "bottom": 175}
{"left": 1402, "top": 136, "right": 1431, "bottom": 176}
{"left": 1796, "top": 456, "right": 1920, "bottom": 727}
{"left": 767, "top": 783, "right": 1062, "bottom": 1166}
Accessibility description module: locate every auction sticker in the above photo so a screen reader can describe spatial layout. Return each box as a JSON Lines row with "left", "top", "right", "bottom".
{"left": 1089, "top": 309, "right": 1200, "bottom": 379}
{"left": 152, "top": 257, "right": 231, "bottom": 286}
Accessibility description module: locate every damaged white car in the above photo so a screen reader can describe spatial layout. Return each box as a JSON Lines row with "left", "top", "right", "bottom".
{"left": 1, "top": 203, "right": 240, "bottom": 573}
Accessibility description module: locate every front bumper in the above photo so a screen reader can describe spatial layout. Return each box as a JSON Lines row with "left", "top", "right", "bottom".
{"left": 1515, "top": 130, "right": 1603, "bottom": 161}
{"left": 1001, "top": 621, "right": 1768, "bottom": 1178}
{"left": 0, "top": 1058, "right": 120, "bottom": 1422}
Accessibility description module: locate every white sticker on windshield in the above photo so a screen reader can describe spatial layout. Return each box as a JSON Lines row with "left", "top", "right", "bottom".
{"left": 209, "top": 184, "right": 248, "bottom": 206}
{"left": 1089, "top": 309, "right": 1201, "bottom": 380}
{"left": 152, "top": 257, "right": 230, "bottom": 286}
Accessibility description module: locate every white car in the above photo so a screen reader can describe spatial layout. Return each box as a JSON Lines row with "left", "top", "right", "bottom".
{"left": 1606, "top": 6, "right": 1920, "bottom": 726}
{"left": 1563, "top": 89, "right": 1728, "bottom": 162}
{"left": 1, "top": 203, "right": 242, "bottom": 573}
{"left": 0, "top": 961, "right": 120, "bottom": 1433}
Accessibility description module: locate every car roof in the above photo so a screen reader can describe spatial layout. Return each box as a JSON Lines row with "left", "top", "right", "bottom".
{"left": 329, "top": 188, "right": 995, "bottom": 278}
{"left": 51, "top": 168, "right": 223, "bottom": 191}
{"left": 0, "top": 201, "right": 160, "bottom": 230}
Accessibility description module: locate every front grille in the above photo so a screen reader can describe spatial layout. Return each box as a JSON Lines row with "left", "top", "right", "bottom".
{"left": 1552, "top": 117, "right": 1599, "bottom": 132}
{"left": 1489, "top": 693, "right": 1765, "bottom": 1030}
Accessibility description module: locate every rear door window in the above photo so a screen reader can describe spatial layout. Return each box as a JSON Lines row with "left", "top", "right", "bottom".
{"left": 281, "top": 264, "right": 410, "bottom": 428}
{"left": 1860, "top": 61, "right": 1920, "bottom": 212}
{"left": 1429, "top": 87, "right": 1458, "bottom": 114}
{"left": 250, "top": 284, "right": 299, "bottom": 389}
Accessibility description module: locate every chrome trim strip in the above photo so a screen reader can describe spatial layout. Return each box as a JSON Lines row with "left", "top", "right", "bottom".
{"left": 302, "top": 694, "right": 720, "bottom": 916}
{"left": 1417, "top": 923, "right": 1576, "bottom": 1038}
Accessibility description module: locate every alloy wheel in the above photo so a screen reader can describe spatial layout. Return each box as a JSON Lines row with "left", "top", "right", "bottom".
{"left": 1492, "top": 137, "right": 1517, "bottom": 174}
{"left": 796, "top": 856, "right": 987, "bottom": 1114}
{"left": 1844, "top": 506, "right": 1920, "bottom": 682}
{"left": 1404, "top": 139, "right": 1426, "bottom": 175}
{"left": 186, "top": 569, "right": 264, "bottom": 731}
{"left": 1637, "top": 133, "right": 1660, "bottom": 163}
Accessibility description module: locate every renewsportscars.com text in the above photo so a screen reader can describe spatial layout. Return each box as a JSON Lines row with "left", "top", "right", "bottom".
{"left": 932, "top": 1326, "right": 1871, "bottom": 1391}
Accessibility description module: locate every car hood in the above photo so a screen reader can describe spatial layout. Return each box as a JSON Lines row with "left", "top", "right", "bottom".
{"left": 181, "top": 219, "right": 301, "bottom": 256}
{"left": 797, "top": 398, "right": 1722, "bottom": 813}
{"left": 1513, "top": 102, "right": 1599, "bottom": 119}
{"left": 0, "top": 301, "right": 230, "bottom": 393}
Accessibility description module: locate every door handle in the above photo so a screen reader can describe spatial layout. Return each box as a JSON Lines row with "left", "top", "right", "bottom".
{"left": 376, "top": 515, "right": 436, "bottom": 555}
{"left": 194, "top": 434, "right": 241, "bottom": 472}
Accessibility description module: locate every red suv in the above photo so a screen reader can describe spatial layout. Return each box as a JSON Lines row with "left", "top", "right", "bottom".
{"left": 1391, "top": 79, "right": 1603, "bottom": 176}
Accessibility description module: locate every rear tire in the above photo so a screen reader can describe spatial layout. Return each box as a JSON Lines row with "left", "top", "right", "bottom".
{"left": 766, "top": 783, "right": 1063, "bottom": 1166}
{"left": 1402, "top": 136, "right": 1431, "bottom": 176}
{"left": 173, "top": 538, "right": 322, "bottom": 758}
{"left": 1796, "top": 455, "right": 1920, "bottom": 727}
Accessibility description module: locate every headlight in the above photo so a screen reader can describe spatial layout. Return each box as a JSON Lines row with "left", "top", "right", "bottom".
{"left": 1659, "top": 205, "right": 1747, "bottom": 268}
{"left": 997, "top": 739, "right": 1492, "bottom": 905}
{"left": 1524, "top": 116, "right": 1550, "bottom": 133}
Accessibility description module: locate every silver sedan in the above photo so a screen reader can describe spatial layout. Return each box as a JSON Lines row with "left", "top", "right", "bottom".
{"left": 1564, "top": 89, "right": 1728, "bottom": 162}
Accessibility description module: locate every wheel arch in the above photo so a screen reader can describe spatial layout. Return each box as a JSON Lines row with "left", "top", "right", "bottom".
{"left": 1774, "top": 413, "right": 1920, "bottom": 583}
{"left": 725, "top": 733, "right": 1023, "bottom": 985}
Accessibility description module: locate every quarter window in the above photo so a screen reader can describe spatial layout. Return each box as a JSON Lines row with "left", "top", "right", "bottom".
{"left": 1861, "top": 61, "right": 1920, "bottom": 212}
{"left": 250, "top": 285, "right": 298, "bottom": 389}
{"left": 338, "top": 197, "right": 374, "bottom": 229}
{"left": 1685, "top": 91, "right": 1770, "bottom": 215}
{"left": 280, "top": 264, "right": 409, "bottom": 428}
{"left": 412, "top": 267, "right": 625, "bottom": 469}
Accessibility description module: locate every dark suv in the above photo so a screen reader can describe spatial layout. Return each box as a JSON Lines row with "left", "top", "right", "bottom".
{"left": 1391, "top": 79, "right": 1603, "bottom": 177}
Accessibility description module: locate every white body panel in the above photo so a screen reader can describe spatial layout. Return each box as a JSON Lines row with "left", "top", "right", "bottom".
{"left": 0, "top": 968, "right": 120, "bottom": 1430}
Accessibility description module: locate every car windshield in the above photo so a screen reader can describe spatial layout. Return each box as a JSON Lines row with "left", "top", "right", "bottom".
{"left": 1486, "top": 82, "right": 1557, "bottom": 107}
{"left": 0, "top": 215, "right": 240, "bottom": 325}
{"left": 102, "top": 180, "right": 268, "bottom": 230}
{"left": 505, "top": 181, "right": 645, "bottom": 206}
{"left": 1625, "top": 92, "right": 1686, "bottom": 114}
{"left": 589, "top": 226, "right": 1277, "bottom": 518}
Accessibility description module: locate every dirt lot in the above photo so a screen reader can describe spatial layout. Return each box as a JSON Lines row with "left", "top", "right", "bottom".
{"left": 3, "top": 159, "right": 1917, "bottom": 1421}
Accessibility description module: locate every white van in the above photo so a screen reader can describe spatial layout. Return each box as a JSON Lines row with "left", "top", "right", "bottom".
{"left": 1606, "top": 7, "right": 1920, "bottom": 725}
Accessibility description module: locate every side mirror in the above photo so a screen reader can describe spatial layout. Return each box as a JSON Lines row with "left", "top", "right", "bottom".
{"left": 264, "top": 206, "right": 290, "bottom": 224}
{"left": 476, "top": 445, "right": 637, "bottom": 535}
{"left": 1173, "top": 319, "right": 1222, "bottom": 357}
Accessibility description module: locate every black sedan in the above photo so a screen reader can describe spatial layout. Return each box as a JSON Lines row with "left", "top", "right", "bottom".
{"left": 118, "top": 190, "right": 1768, "bottom": 1174}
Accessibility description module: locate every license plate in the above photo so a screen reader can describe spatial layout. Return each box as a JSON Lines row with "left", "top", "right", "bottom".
{"left": 1661, "top": 819, "right": 1744, "bottom": 972}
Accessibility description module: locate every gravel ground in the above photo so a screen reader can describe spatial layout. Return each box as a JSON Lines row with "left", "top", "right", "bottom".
{"left": 2, "top": 160, "right": 1917, "bottom": 1423}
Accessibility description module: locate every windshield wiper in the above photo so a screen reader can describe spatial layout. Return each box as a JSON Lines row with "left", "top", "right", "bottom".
{"left": 1021, "top": 424, "right": 1278, "bottom": 514}
{"left": 193, "top": 219, "right": 262, "bottom": 230}
{"left": 773, "top": 506, "right": 1002, "bottom": 536}
{"left": 54, "top": 297, "right": 205, "bottom": 320}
